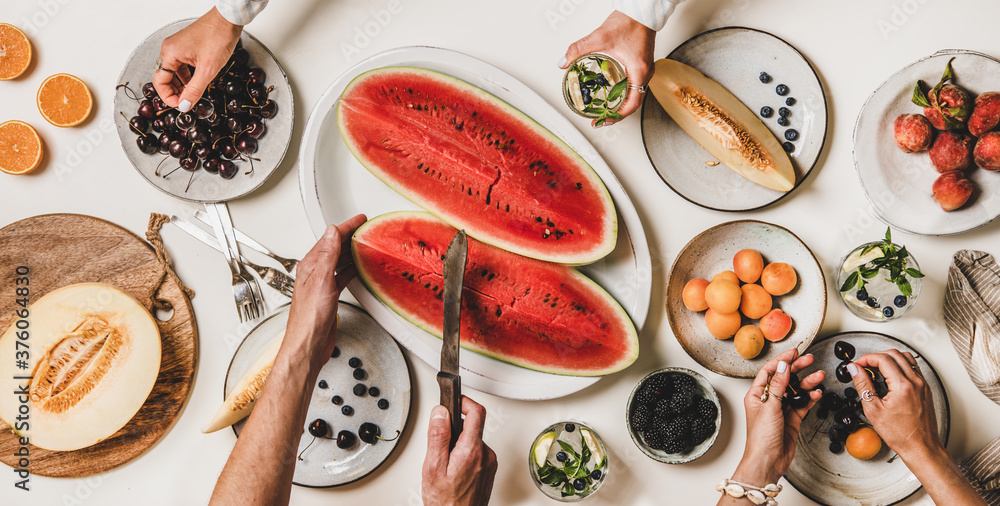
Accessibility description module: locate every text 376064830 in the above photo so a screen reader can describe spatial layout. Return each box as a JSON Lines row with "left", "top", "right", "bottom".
{"left": 12, "top": 265, "right": 31, "bottom": 491}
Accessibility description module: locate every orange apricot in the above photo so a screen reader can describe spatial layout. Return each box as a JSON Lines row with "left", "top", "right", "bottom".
{"left": 739, "top": 284, "right": 772, "bottom": 320}
{"left": 705, "top": 309, "right": 742, "bottom": 340}
{"left": 734, "top": 325, "right": 765, "bottom": 359}
{"left": 682, "top": 278, "right": 710, "bottom": 312}
{"left": 761, "top": 262, "right": 797, "bottom": 296}
{"left": 759, "top": 309, "right": 793, "bottom": 341}
{"left": 705, "top": 279, "right": 741, "bottom": 314}
{"left": 733, "top": 249, "right": 764, "bottom": 284}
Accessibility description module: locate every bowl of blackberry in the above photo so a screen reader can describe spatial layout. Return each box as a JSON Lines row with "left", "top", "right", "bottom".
{"left": 626, "top": 367, "right": 721, "bottom": 464}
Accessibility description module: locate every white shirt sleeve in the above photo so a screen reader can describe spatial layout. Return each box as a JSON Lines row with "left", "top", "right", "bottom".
{"left": 214, "top": 0, "right": 269, "bottom": 26}
{"left": 613, "top": 0, "right": 688, "bottom": 31}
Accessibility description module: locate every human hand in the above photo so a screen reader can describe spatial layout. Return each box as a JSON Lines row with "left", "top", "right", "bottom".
{"left": 422, "top": 397, "right": 498, "bottom": 506}
{"left": 849, "top": 349, "right": 941, "bottom": 460}
{"left": 282, "top": 215, "right": 366, "bottom": 370}
{"left": 559, "top": 10, "right": 656, "bottom": 127}
{"left": 154, "top": 7, "right": 242, "bottom": 112}
{"left": 736, "top": 348, "right": 824, "bottom": 485}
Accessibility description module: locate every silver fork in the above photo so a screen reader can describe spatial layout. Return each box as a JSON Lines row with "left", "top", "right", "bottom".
{"left": 169, "top": 215, "right": 294, "bottom": 298}
{"left": 193, "top": 208, "right": 298, "bottom": 273}
{"left": 204, "top": 203, "right": 260, "bottom": 322}
{"left": 212, "top": 202, "right": 265, "bottom": 319}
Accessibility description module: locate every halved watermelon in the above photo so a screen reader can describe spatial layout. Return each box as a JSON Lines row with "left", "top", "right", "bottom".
{"left": 352, "top": 212, "right": 638, "bottom": 376}
{"left": 338, "top": 66, "right": 617, "bottom": 265}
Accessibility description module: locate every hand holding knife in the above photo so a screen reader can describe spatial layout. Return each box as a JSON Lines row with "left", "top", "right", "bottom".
{"left": 438, "top": 230, "right": 467, "bottom": 450}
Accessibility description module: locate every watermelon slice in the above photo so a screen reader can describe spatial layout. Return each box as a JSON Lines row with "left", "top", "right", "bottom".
{"left": 338, "top": 66, "right": 617, "bottom": 265}
{"left": 352, "top": 212, "right": 638, "bottom": 376}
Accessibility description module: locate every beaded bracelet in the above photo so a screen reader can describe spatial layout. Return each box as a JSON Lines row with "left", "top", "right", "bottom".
{"left": 716, "top": 478, "right": 782, "bottom": 505}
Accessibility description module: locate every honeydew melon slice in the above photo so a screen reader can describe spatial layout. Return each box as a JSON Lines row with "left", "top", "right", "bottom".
{"left": 203, "top": 331, "right": 285, "bottom": 434}
{"left": 649, "top": 59, "right": 796, "bottom": 192}
{"left": 0, "top": 283, "right": 161, "bottom": 451}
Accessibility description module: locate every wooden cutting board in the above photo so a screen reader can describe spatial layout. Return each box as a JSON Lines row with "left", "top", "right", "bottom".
{"left": 0, "top": 214, "right": 197, "bottom": 478}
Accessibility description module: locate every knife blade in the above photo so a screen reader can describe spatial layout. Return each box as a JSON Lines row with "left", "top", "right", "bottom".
{"left": 439, "top": 230, "right": 467, "bottom": 449}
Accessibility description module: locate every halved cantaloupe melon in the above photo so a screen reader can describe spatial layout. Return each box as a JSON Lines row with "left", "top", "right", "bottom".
{"left": 649, "top": 59, "right": 795, "bottom": 192}
{"left": 0, "top": 283, "right": 161, "bottom": 451}
{"left": 203, "top": 331, "right": 284, "bottom": 433}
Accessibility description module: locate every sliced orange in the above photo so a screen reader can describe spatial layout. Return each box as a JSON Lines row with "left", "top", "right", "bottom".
{"left": 0, "top": 120, "right": 43, "bottom": 175}
{"left": 37, "top": 73, "right": 93, "bottom": 127}
{"left": 0, "top": 23, "right": 32, "bottom": 80}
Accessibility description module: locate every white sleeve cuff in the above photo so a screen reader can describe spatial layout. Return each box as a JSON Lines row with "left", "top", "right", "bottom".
{"left": 214, "top": 0, "right": 269, "bottom": 26}
{"left": 613, "top": 0, "right": 688, "bottom": 31}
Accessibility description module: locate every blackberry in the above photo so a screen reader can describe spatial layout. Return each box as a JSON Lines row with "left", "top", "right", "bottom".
{"left": 690, "top": 417, "right": 715, "bottom": 443}
{"left": 647, "top": 373, "right": 671, "bottom": 392}
{"left": 635, "top": 384, "right": 658, "bottom": 406}
{"left": 661, "top": 437, "right": 687, "bottom": 454}
{"left": 664, "top": 416, "right": 690, "bottom": 444}
{"left": 672, "top": 374, "right": 697, "bottom": 395}
{"left": 643, "top": 426, "right": 666, "bottom": 450}
{"left": 630, "top": 404, "right": 653, "bottom": 432}
{"left": 668, "top": 390, "right": 695, "bottom": 414}
{"left": 695, "top": 397, "right": 718, "bottom": 421}
{"left": 654, "top": 399, "right": 673, "bottom": 419}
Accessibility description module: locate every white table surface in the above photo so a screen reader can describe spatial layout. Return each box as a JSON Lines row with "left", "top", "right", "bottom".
{"left": 3, "top": 0, "right": 1000, "bottom": 504}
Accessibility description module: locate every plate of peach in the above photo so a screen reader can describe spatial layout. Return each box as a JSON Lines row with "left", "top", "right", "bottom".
{"left": 854, "top": 49, "right": 1000, "bottom": 235}
{"left": 665, "top": 220, "right": 827, "bottom": 378}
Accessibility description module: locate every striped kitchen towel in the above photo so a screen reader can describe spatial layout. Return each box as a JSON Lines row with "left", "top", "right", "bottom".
{"left": 945, "top": 249, "right": 1000, "bottom": 505}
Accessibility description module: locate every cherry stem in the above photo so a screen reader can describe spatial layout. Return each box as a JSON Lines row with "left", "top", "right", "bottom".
{"left": 162, "top": 166, "right": 182, "bottom": 178}
{"left": 116, "top": 82, "right": 141, "bottom": 102}
{"left": 154, "top": 155, "right": 170, "bottom": 177}
{"left": 120, "top": 111, "right": 147, "bottom": 137}
{"left": 375, "top": 430, "right": 401, "bottom": 442}
{"left": 185, "top": 168, "right": 195, "bottom": 192}
{"left": 297, "top": 436, "right": 316, "bottom": 461}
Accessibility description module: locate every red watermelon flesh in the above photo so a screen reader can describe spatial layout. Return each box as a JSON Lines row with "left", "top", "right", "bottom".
{"left": 338, "top": 66, "right": 617, "bottom": 266}
{"left": 352, "top": 212, "right": 638, "bottom": 377}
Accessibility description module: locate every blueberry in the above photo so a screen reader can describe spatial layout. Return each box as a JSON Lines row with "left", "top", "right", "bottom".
{"left": 573, "top": 478, "right": 586, "bottom": 491}
{"left": 782, "top": 141, "right": 795, "bottom": 153}
{"left": 581, "top": 87, "right": 592, "bottom": 105}
{"left": 377, "top": 398, "right": 390, "bottom": 410}
{"left": 318, "top": 380, "right": 328, "bottom": 389}
{"left": 761, "top": 106, "right": 774, "bottom": 118}
{"left": 331, "top": 346, "right": 340, "bottom": 358}
{"left": 332, "top": 395, "right": 343, "bottom": 405}
{"left": 759, "top": 72, "right": 772, "bottom": 83}
{"left": 829, "top": 442, "right": 843, "bottom": 454}
{"left": 342, "top": 405, "right": 354, "bottom": 416}
{"left": 353, "top": 368, "right": 366, "bottom": 380}
{"left": 784, "top": 129, "right": 799, "bottom": 141}
{"left": 883, "top": 306, "right": 895, "bottom": 318}
{"left": 368, "top": 386, "right": 380, "bottom": 397}
{"left": 565, "top": 423, "right": 576, "bottom": 433}
{"left": 776, "top": 84, "right": 789, "bottom": 96}
{"left": 894, "top": 295, "right": 907, "bottom": 307}
{"left": 866, "top": 297, "right": 879, "bottom": 308}
{"left": 595, "top": 75, "right": 609, "bottom": 87}
{"left": 353, "top": 383, "right": 367, "bottom": 396}
{"left": 856, "top": 288, "right": 868, "bottom": 301}
{"left": 591, "top": 469, "right": 603, "bottom": 480}
{"left": 556, "top": 451, "right": 568, "bottom": 462}
{"left": 348, "top": 357, "right": 362, "bottom": 368}
{"left": 777, "top": 116, "right": 789, "bottom": 127}
{"left": 778, "top": 107, "right": 790, "bottom": 117}
{"left": 785, "top": 97, "right": 796, "bottom": 106}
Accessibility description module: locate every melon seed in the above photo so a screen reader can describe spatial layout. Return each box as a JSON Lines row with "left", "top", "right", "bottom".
{"left": 678, "top": 87, "right": 769, "bottom": 170}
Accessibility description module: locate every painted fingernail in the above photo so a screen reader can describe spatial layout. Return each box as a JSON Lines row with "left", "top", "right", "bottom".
{"left": 557, "top": 56, "right": 567, "bottom": 67}
{"left": 847, "top": 363, "right": 859, "bottom": 377}
{"left": 776, "top": 361, "right": 787, "bottom": 373}
{"left": 178, "top": 99, "right": 192, "bottom": 113}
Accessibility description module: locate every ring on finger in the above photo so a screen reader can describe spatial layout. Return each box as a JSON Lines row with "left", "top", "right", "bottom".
{"left": 627, "top": 83, "right": 648, "bottom": 94}
{"left": 760, "top": 388, "right": 784, "bottom": 403}
{"left": 861, "top": 389, "right": 875, "bottom": 402}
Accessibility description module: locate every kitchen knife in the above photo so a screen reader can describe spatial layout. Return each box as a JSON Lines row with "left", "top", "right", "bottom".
{"left": 439, "top": 230, "right": 468, "bottom": 450}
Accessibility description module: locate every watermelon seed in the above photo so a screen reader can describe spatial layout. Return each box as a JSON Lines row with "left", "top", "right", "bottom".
{"left": 535, "top": 217, "right": 542, "bottom": 223}
{"left": 569, "top": 229, "right": 574, "bottom": 234}
{"left": 495, "top": 308, "right": 502, "bottom": 317}
{"left": 440, "top": 255, "right": 445, "bottom": 260}
{"left": 555, "top": 231, "right": 565, "bottom": 239}
{"left": 467, "top": 188, "right": 472, "bottom": 196}
{"left": 546, "top": 219, "right": 554, "bottom": 227}
{"left": 401, "top": 272, "right": 409, "bottom": 277}
{"left": 548, "top": 182, "right": 557, "bottom": 189}
{"left": 424, "top": 283, "right": 430, "bottom": 289}
{"left": 472, "top": 111, "right": 477, "bottom": 117}
{"left": 543, "top": 229, "right": 551, "bottom": 238}
{"left": 408, "top": 275, "right": 414, "bottom": 281}
{"left": 481, "top": 269, "right": 488, "bottom": 277}
{"left": 433, "top": 286, "right": 438, "bottom": 291}
{"left": 505, "top": 204, "right": 510, "bottom": 212}
{"left": 551, "top": 303, "right": 557, "bottom": 308}
{"left": 418, "top": 241, "right": 426, "bottom": 248}
{"left": 576, "top": 183, "right": 582, "bottom": 190}
{"left": 488, "top": 273, "right": 495, "bottom": 281}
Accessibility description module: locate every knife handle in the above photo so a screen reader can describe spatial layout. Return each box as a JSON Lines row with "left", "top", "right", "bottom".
{"left": 437, "top": 372, "right": 463, "bottom": 450}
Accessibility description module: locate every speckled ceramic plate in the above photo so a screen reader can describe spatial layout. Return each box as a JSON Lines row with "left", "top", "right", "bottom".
{"left": 665, "top": 220, "right": 827, "bottom": 378}
{"left": 854, "top": 49, "right": 1000, "bottom": 235}
{"left": 641, "top": 27, "right": 827, "bottom": 212}
{"left": 786, "top": 332, "right": 949, "bottom": 505}
{"left": 114, "top": 19, "right": 293, "bottom": 203}
{"left": 298, "top": 46, "right": 652, "bottom": 399}
{"left": 227, "top": 303, "right": 411, "bottom": 487}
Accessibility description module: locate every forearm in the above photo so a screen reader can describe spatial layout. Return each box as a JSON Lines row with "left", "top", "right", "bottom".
{"left": 901, "top": 445, "right": 986, "bottom": 505}
{"left": 716, "top": 458, "right": 783, "bottom": 506}
{"left": 209, "top": 343, "right": 322, "bottom": 505}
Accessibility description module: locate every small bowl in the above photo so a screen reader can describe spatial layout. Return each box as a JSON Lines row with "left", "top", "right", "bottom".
{"left": 626, "top": 367, "right": 721, "bottom": 464}
{"left": 562, "top": 52, "right": 628, "bottom": 119}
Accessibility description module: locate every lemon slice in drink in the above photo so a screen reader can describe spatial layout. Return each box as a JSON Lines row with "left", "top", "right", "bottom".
{"left": 843, "top": 248, "right": 884, "bottom": 273}
{"left": 842, "top": 293, "right": 884, "bottom": 320}
{"left": 581, "top": 429, "right": 604, "bottom": 465}
{"left": 532, "top": 432, "right": 556, "bottom": 468}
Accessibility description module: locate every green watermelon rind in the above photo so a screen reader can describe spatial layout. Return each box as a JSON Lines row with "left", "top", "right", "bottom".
{"left": 337, "top": 66, "right": 618, "bottom": 266}
{"left": 351, "top": 211, "right": 638, "bottom": 377}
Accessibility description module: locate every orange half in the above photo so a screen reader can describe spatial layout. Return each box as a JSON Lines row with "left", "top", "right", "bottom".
{"left": 37, "top": 73, "right": 93, "bottom": 127}
{"left": 0, "top": 23, "right": 32, "bottom": 80}
{"left": 0, "top": 120, "right": 44, "bottom": 175}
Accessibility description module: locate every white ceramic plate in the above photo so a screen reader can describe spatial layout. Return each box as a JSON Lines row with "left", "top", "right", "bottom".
{"left": 641, "top": 27, "right": 828, "bottom": 211}
{"left": 854, "top": 49, "right": 1000, "bottom": 235}
{"left": 786, "top": 332, "right": 949, "bottom": 505}
{"left": 227, "top": 303, "right": 412, "bottom": 487}
{"left": 665, "top": 220, "right": 827, "bottom": 378}
{"left": 114, "top": 19, "right": 294, "bottom": 203}
{"left": 298, "top": 46, "right": 652, "bottom": 400}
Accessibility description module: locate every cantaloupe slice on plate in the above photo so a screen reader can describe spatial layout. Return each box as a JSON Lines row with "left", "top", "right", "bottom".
{"left": 649, "top": 59, "right": 795, "bottom": 192}
{"left": 0, "top": 283, "right": 161, "bottom": 451}
{"left": 203, "top": 331, "right": 284, "bottom": 433}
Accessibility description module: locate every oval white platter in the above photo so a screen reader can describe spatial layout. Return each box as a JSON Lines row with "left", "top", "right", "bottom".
{"left": 298, "top": 46, "right": 652, "bottom": 400}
